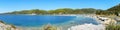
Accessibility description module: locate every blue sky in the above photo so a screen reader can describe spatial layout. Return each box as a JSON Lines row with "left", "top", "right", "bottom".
{"left": 0, "top": 0, "right": 120, "bottom": 13}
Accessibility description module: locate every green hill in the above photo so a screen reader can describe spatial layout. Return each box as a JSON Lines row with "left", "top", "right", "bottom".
{"left": 96, "top": 3, "right": 120, "bottom": 16}
{"left": 4, "top": 8, "right": 99, "bottom": 14}
{"left": 107, "top": 4, "right": 120, "bottom": 12}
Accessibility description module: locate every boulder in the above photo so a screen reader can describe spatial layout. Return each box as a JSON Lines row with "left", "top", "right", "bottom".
{"left": 0, "top": 20, "right": 20, "bottom": 30}
{"left": 68, "top": 24, "right": 105, "bottom": 30}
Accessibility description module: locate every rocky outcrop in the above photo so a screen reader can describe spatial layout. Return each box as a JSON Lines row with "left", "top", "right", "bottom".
{"left": 103, "top": 19, "right": 117, "bottom": 25}
{"left": 0, "top": 21, "right": 20, "bottom": 30}
{"left": 68, "top": 24, "right": 105, "bottom": 30}
{"left": 96, "top": 16, "right": 117, "bottom": 25}
{"left": 40, "top": 24, "right": 62, "bottom": 30}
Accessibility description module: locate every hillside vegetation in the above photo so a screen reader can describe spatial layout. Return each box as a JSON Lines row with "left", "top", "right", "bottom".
{"left": 3, "top": 4, "right": 120, "bottom": 16}
{"left": 96, "top": 4, "right": 120, "bottom": 16}
{"left": 4, "top": 8, "right": 101, "bottom": 14}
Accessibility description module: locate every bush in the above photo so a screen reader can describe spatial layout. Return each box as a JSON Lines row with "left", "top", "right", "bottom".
{"left": 106, "top": 24, "right": 120, "bottom": 30}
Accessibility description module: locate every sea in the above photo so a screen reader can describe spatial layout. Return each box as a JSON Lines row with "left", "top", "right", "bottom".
{"left": 0, "top": 14, "right": 98, "bottom": 30}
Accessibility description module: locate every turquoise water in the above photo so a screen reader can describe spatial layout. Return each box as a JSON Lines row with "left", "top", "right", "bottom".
{"left": 0, "top": 15, "right": 98, "bottom": 27}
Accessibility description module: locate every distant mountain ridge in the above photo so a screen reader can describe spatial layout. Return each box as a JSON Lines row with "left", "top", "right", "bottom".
{"left": 3, "top": 8, "right": 100, "bottom": 14}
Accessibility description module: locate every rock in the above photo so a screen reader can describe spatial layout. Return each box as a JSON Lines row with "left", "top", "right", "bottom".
{"left": 0, "top": 20, "right": 20, "bottom": 30}
{"left": 41, "top": 24, "right": 61, "bottom": 30}
{"left": 103, "top": 19, "right": 117, "bottom": 25}
{"left": 96, "top": 16, "right": 117, "bottom": 25}
{"left": 68, "top": 23, "right": 105, "bottom": 30}
{"left": 114, "top": 17, "right": 120, "bottom": 21}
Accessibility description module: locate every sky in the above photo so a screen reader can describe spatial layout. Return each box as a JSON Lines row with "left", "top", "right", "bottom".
{"left": 0, "top": 0, "right": 120, "bottom": 13}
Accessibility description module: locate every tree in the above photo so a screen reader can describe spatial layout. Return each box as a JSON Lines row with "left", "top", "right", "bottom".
{"left": 107, "top": 3, "right": 120, "bottom": 16}
{"left": 107, "top": 4, "right": 120, "bottom": 12}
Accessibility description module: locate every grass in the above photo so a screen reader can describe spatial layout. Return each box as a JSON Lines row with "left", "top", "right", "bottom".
{"left": 106, "top": 24, "right": 120, "bottom": 30}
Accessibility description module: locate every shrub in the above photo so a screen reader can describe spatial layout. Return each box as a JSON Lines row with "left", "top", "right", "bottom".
{"left": 106, "top": 24, "right": 120, "bottom": 30}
